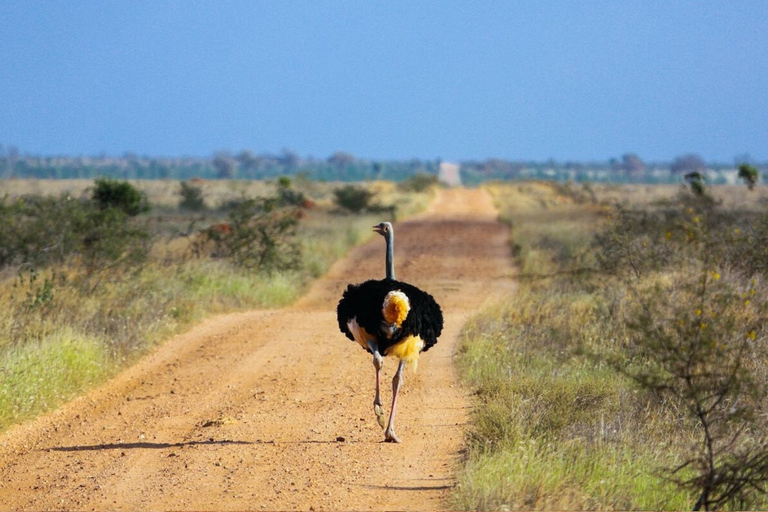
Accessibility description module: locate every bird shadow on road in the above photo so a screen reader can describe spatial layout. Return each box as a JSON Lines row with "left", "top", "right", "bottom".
{"left": 45, "top": 438, "right": 362, "bottom": 452}
{"left": 45, "top": 439, "right": 260, "bottom": 452}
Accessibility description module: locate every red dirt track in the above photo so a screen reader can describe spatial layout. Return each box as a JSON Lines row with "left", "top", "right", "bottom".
{"left": 0, "top": 188, "right": 515, "bottom": 511}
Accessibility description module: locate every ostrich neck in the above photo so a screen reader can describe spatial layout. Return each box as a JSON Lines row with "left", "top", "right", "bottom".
{"left": 385, "top": 232, "right": 395, "bottom": 280}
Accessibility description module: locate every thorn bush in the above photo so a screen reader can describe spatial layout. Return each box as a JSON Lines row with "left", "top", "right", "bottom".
{"left": 596, "top": 191, "right": 768, "bottom": 510}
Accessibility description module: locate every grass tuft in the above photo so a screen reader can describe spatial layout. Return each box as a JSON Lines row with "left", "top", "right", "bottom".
{"left": 0, "top": 329, "right": 111, "bottom": 429}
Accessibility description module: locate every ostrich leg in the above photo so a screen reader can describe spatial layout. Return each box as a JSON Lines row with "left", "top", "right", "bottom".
{"left": 368, "top": 341, "right": 386, "bottom": 428}
{"left": 384, "top": 360, "right": 406, "bottom": 443}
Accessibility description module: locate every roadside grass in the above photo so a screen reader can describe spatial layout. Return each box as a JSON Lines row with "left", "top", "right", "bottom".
{"left": 452, "top": 182, "right": 768, "bottom": 509}
{"left": 0, "top": 179, "right": 432, "bottom": 431}
{"left": 454, "top": 290, "right": 693, "bottom": 510}
{"left": 0, "top": 260, "right": 309, "bottom": 430}
{"left": 0, "top": 328, "right": 111, "bottom": 428}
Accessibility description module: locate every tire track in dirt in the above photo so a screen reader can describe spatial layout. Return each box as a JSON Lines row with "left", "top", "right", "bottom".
{"left": 0, "top": 188, "right": 515, "bottom": 511}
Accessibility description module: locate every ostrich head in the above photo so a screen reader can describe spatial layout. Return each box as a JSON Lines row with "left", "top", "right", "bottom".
{"left": 373, "top": 222, "right": 392, "bottom": 237}
{"left": 373, "top": 222, "right": 395, "bottom": 280}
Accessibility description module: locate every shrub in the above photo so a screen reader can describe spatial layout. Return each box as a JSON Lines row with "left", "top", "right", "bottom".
{"left": 226, "top": 198, "right": 301, "bottom": 272}
{"left": 398, "top": 172, "right": 439, "bottom": 193}
{"left": 597, "top": 194, "right": 768, "bottom": 510}
{"left": 275, "top": 176, "right": 306, "bottom": 206}
{"left": 194, "top": 195, "right": 301, "bottom": 273}
{"left": 459, "top": 182, "right": 768, "bottom": 511}
{"left": 76, "top": 206, "right": 152, "bottom": 273}
{"left": 91, "top": 178, "right": 149, "bottom": 216}
{"left": 0, "top": 194, "right": 85, "bottom": 268}
{"left": 738, "top": 163, "right": 759, "bottom": 190}
{"left": 684, "top": 172, "right": 707, "bottom": 197}
{"left": 179, "top": 181, "right": 206, "bottom": 211}
{"left": 0, "top": 193, "right": 151, "bottom": 273}
{"left": 333, "top": 185, "right": 374, "bottom": 213}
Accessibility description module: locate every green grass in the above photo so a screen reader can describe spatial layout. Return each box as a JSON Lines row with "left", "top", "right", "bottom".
{"left": 456, "top": 440, "right": 689, "bottom": 511}
{"left": 0, "top": 328, "right": 111, "bottom": 428}
{"left": 454, "top": 292, "right": 693, "bottom": 510}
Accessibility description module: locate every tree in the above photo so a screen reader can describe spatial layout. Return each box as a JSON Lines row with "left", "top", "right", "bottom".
{"left": 279, "top": 148, "right": 300, "bottom": 169}
{"left": 212, "top": 152, "right": 236, "bottom": 179}
{"left": 6, "top": 145, "right": 19, "bottom": 178}
{"left": 738, "top": 164, "right": 759, "bottom": 190}
{"left": 622, "top": 153, "right": 646, "bottom": 176}
{"left": 236, "top": 150, "right": 261, "bottom": 177}
{"left": 328, "top": 151, "right": 356, "bottom": 168}
{"left": 671, "top": 154, "right": 707, "bottom": 175}
{"left": 685, "top": 172, "right": 707, "bottom": 197}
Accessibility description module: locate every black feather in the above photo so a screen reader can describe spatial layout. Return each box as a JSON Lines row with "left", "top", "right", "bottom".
{"left": 337, "top": 279, "right": 443, "bottom": 355}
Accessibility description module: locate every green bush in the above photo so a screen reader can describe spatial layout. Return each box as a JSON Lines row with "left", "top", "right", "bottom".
{"left": 0, "top": 192, "right": 151, "bottom": 272}
{"left": 179, "top": 181, "right": 206, "bottom": 211}
{"left": 738, "top": 163, "right": 759, "bottom": 190}
{"left": 0, "top": 194, "right": 84, "bottom": 268}
{"left": 92, "top": 178, "right": 149, "bottom": 216}
{"left": 333, "top": 184, "right": 374, "bottom": 213}
{"left": 77, "top": 207, "right": 152, "bottom": 272}
{"left": 195, "top": 194, "right": 301, "bottom": 273}
{"left": 398, "top": 172, "right": 439, "bottom": 193}
{"left": 276, "top": 176, "right": 306, "bottom": 206}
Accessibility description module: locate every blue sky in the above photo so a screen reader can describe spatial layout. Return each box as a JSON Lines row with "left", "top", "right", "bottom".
{"left": 1, "top": 1, "right": 766, "bottom": 162}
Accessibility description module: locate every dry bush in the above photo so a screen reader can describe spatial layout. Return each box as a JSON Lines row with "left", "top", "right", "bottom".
{"left": 457, "top": 182, "right": 768, "bottom": 510}
{"left": 594, "top": 187, "right": 768, "bottom": 510}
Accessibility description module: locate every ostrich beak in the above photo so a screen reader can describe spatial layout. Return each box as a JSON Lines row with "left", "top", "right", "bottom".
{"left": 373, "top": 225, "right": 385, "bottom": 235}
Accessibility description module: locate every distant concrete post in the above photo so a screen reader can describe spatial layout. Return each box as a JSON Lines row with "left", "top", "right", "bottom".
{"left": 438, "top": 162, "right": 462, "bottom": 187}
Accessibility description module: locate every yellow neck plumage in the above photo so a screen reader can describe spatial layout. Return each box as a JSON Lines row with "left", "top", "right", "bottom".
{"left": 382, "top": 290, "right": 410, "bottom": 326}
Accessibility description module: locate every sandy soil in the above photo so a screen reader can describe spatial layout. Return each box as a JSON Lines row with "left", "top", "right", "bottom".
{"left": 0, "top": 188, "right": 515, "bottom": 511}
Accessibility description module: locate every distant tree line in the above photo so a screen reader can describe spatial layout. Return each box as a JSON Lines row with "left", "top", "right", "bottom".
{"left": 0, "top": 144, "right": 765, "bottom": 185}
{"left": 0, "top": 144, "right": 440, "bottom": 182}
{"left": 460, "top": 153, "right": 766, "bottom": 185}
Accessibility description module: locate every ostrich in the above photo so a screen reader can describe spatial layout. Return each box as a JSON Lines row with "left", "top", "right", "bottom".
{"left": 337, "top": 222, "right": 443, "bottom": 442}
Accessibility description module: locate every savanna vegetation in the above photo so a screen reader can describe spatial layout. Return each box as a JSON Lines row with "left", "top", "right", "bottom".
{"left": 0, "top": 177, "right": 435, "bottom": 431}
{"left": 5, "top": 170, "right": 768, "bottom": 510}
{"left": 454, "top": 181, "right": 768, "bottom": 510}
{"left": 2, "top": 143, "right": 765, "bottom": 185}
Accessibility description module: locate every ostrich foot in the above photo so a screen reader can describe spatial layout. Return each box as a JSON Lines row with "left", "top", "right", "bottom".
{"left": 384, "top": 427, "right": 402, "bottom": 443}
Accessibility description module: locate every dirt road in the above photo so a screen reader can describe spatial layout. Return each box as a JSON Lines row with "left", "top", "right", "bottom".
{"left": 0, "top": 188, "right": 515, "bottom": 511}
